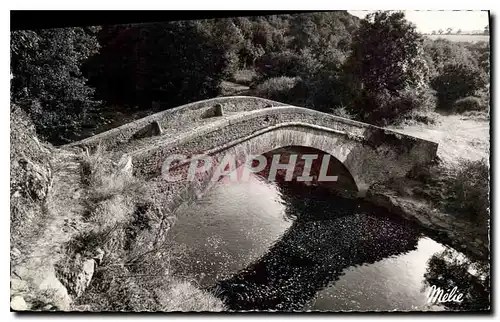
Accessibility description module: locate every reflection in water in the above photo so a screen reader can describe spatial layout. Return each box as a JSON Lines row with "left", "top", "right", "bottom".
{"left": 422, "top": 249, "right": 490, "bottom": 311}
{"left": 169, "top": 157, "right": 489, "bottom": 311}
{"left": 170, "top": 175, "right": 293, "bottom": 286}
{"left": 209, "top": 183, "right": 427, "bottom": 311}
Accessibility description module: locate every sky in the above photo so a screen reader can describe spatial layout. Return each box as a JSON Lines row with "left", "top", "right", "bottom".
{"left": 348, "top": 10, "right": 489, "bottom": 34}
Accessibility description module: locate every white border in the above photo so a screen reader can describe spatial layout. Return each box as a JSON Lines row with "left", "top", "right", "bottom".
{"left": 2, "top": 1, "right": 497, "bottom": 321}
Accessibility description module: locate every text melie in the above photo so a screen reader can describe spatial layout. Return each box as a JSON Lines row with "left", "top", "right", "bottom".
{"left": 427, "top": 285, "right": 464, "bottom": 305}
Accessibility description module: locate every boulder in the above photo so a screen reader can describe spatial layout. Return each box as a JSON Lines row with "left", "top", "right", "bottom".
{"left": 117, "top": 155, "right": 133, "bottom": 177}
{"left": 11, "top": 296, "right": 28, "bottom": 311}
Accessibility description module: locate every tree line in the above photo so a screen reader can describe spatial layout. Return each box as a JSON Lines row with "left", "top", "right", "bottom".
{"left": 10, "top": 11, "right": 490, "bottom": 144}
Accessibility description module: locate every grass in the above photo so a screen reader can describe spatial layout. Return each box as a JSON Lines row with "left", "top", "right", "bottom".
{"left": 10, "top": 108, "right": 226, "bottom": 312}
{"left": 64, "top": 146, "right": 226, "bottom": 311}
{"left": 426, "top": 34, "right": 490, "bottom": 43}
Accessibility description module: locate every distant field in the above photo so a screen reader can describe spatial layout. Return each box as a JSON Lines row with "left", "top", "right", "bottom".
{"left": 426, "top": 34, "right": 490, "bottom": 43}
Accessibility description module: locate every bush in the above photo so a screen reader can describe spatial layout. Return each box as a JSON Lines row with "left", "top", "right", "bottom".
{"left": 431, "top": 63, "right": 487, "bottom": 110}
{"left": 354, "top": 88, "right": 435, "bottom": 126}
{"left": 329, "top": 106, "right": 355, "bottom": 119}
{"left": 255, "top": 51, "right": 308, "bottom": 80}
{"left": 88, "top": 21, "right": 229, "bottom": 110}
{"left": 453, "top": 96, "right": 484, "bottom": 114}
{"left": 231, "top": 69, "right": 257, "bottom": 86}
{"left": 450, "top": 159, "right": 489, "bottom": 226}
{"left": 11, "top": 28, "right": 100, "bottom": 144}
{"left": 254, "top": 76, "right": 302, "bottom": 104}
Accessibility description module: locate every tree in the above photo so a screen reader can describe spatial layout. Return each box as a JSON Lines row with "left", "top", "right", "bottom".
{"left": 11, "top": 27, "right": 100, "bottom": 143}
{"left": 446, "top": 27, "right": 453, "bottom": 34}
{"left": 484, "top": 25, "right": 489, "bottom": 35}
{"left": 431, "top": 62, "right": 487, "bottom": 110}
{"left": 438, "top": 29, "right": 444, "bottom": 34}
{"left": 423, "top": 249, "right": 489, "bottom": 311}
{"left": 456, "top": 29, "right": 462, "bottom": 35}
{"left": 346, "top": 11, "right": 428, "bottom": 94}
{"left": 431, "top": 30, "right": 437, "bottom": 35}
{"left": 344, "top": 11, "right": 430, "bottom": 124}
{"left": 87, "top": 21, "right": 229, "bottom": 109}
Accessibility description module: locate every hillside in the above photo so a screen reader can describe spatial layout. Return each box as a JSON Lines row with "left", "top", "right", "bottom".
{"left": 10, "top": 104, "right": 225, "bottom": 311}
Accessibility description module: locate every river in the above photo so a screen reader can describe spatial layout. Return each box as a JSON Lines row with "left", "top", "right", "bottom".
{"left": 168, "top": 153, "right": 489, "bottom": 312}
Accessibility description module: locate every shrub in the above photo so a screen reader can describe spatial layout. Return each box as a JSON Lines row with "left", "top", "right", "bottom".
{"left": 354, "top": 88, "right": 435, "bottom": 126}
{"left": 255, "top": 51, "right": 307, "bottom": 80}
{"left": 346, "top": 11, "right": 428, "bottom": 94}
{"left": 431, "top": 63, "right": 487, "bottom": 110}
{"left": 71, "top": 147, "right": 226, "bottom": 311}
{"left": 449, "top": 159, "right": 489, "bottom": 226}
{"left": 231, "top": 69, "right": 257, "bottom": 86}
{"left": 329, "top": 106, "right": 355, "bottom": 119}
{"left": 453, "top": 96, "right": 483, "bottom": 114}
{"left": 11, "top": 28, "right": 100, "bottom": 144}
{"left": 254, "top": 76, "right": 302, "bottom": 104}
{"left": 88, "top": 21, "right": 229, "bottom": 110}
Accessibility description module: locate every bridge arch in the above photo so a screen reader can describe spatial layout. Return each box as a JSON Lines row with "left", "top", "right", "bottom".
{"left": 71, "top": 97, "right": 438, "bottom": 209}
{"left": 254, "top": 145, "right": 359, "bottom": 192}
{"left": 204, "top": 124, "right": 382, "bottom": 195}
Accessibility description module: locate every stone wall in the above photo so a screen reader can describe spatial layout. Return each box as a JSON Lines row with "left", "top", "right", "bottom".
{"left": 67, "top": 96, "right": 286, "bottom": 150}
{"left": 66, "top": 97, "right": 438, "bottom": 213}
{"left": 122, "top": 106, "right": 438, "bottom": 211}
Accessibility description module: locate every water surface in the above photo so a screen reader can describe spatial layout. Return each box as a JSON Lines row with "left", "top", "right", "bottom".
{"left": 169, "top": 168, "right": 487, "bottom": 311}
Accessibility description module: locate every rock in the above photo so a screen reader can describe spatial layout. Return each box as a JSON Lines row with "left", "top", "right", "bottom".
{"left": 131, "top": 121, "right": 163, "bottom": 140}
{"left": 11, "top": 278, "right": 29, "bottom": 294}
{"left": 56, "top": 254, "right": 96, "bottom": 299}
{"left": 39, "top": 272, "right": 72, "bottom": 311}
{"left": 74, "top": 259, "right": 95, "bottom": 298}
{"left": 19, "top": 158, "right": 51, "bottom": 201}
{"left": 11, "top": 295, "right": 28, "bottom": 311}
{"left": 214, "top": 103, "right": 224, "bottom": 116}
{"left": 117, "top": 155, "right": 133, "bottom": 177}
{"left": 151, "top": 120, "right": 163, "bottom": 135}
{"left": 11, "top": 248, "right": 21, "bottom": 258}
{"left": 92, "top": 248, "right": 105, "bottom": 265}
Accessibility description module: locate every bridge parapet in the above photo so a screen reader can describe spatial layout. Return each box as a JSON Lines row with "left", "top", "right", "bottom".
{"left": 66, "top": 96, "right": 286, "bottom": 150}
{"left": 123, "top": 105, "right": 438, "bottom": 196}
{"left": 66, "top": 98, "right": 439, "bottom": 206}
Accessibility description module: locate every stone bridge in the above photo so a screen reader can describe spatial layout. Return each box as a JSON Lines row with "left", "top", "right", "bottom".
{"left": 68, "top": 96, "right": 438, "bottom": 210}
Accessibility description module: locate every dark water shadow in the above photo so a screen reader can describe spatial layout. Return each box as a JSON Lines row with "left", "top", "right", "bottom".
{"left": 208, "top": 183, "right": 422, "bottom": 311}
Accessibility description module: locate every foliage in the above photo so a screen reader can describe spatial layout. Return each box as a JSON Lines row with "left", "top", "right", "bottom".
{"left": 423, "top": 249, "right": 490, "bottom": 311}
{"left": 346, "top": 11, "right": 428, "bottom": 94}
{"left": 431, "top": 63, "right": 487, "bottom": 110}
{"left": 343, "top": 11, "right": 433, "bottom": 124}
{"left": 231, "top": 69, "right": 258, "bottom": 86}
{"left": 255, "top": 51, "right": 309, "bottom": 80}
{"left": 453, "top": 96, "right": 484, "bottom": 114}
{"left": 354, "top": 87, "right": 436, "bottom": 126}
{"left": 287, "top": 11, "right": 358, "bottom": 55}
{"left": 254, "top": 76, "right": 302, "bottom": 104}
{"left": 86, "top": 21, "right": 229, "bottom": 109}
{"left": 423, "top": 38, "right": 479, "bottom": 77}
{"left": 11, "top": 28, "right": 100, "bottom": 144}
{"left": 11, "top": 10, "right": 490, "bottom": 141}
{"left": 71, "top": 147, "right": 225, "bottom": 311}
{"left": 448, "top": 159, "right": 489, "bottom": 226}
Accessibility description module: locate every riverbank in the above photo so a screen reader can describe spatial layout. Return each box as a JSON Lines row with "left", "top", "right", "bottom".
{"left": 10, "top": 106, "right": 225, "bottom": 311}
{"left": 365, "top": 113, "right": 490, "bottom": 261}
